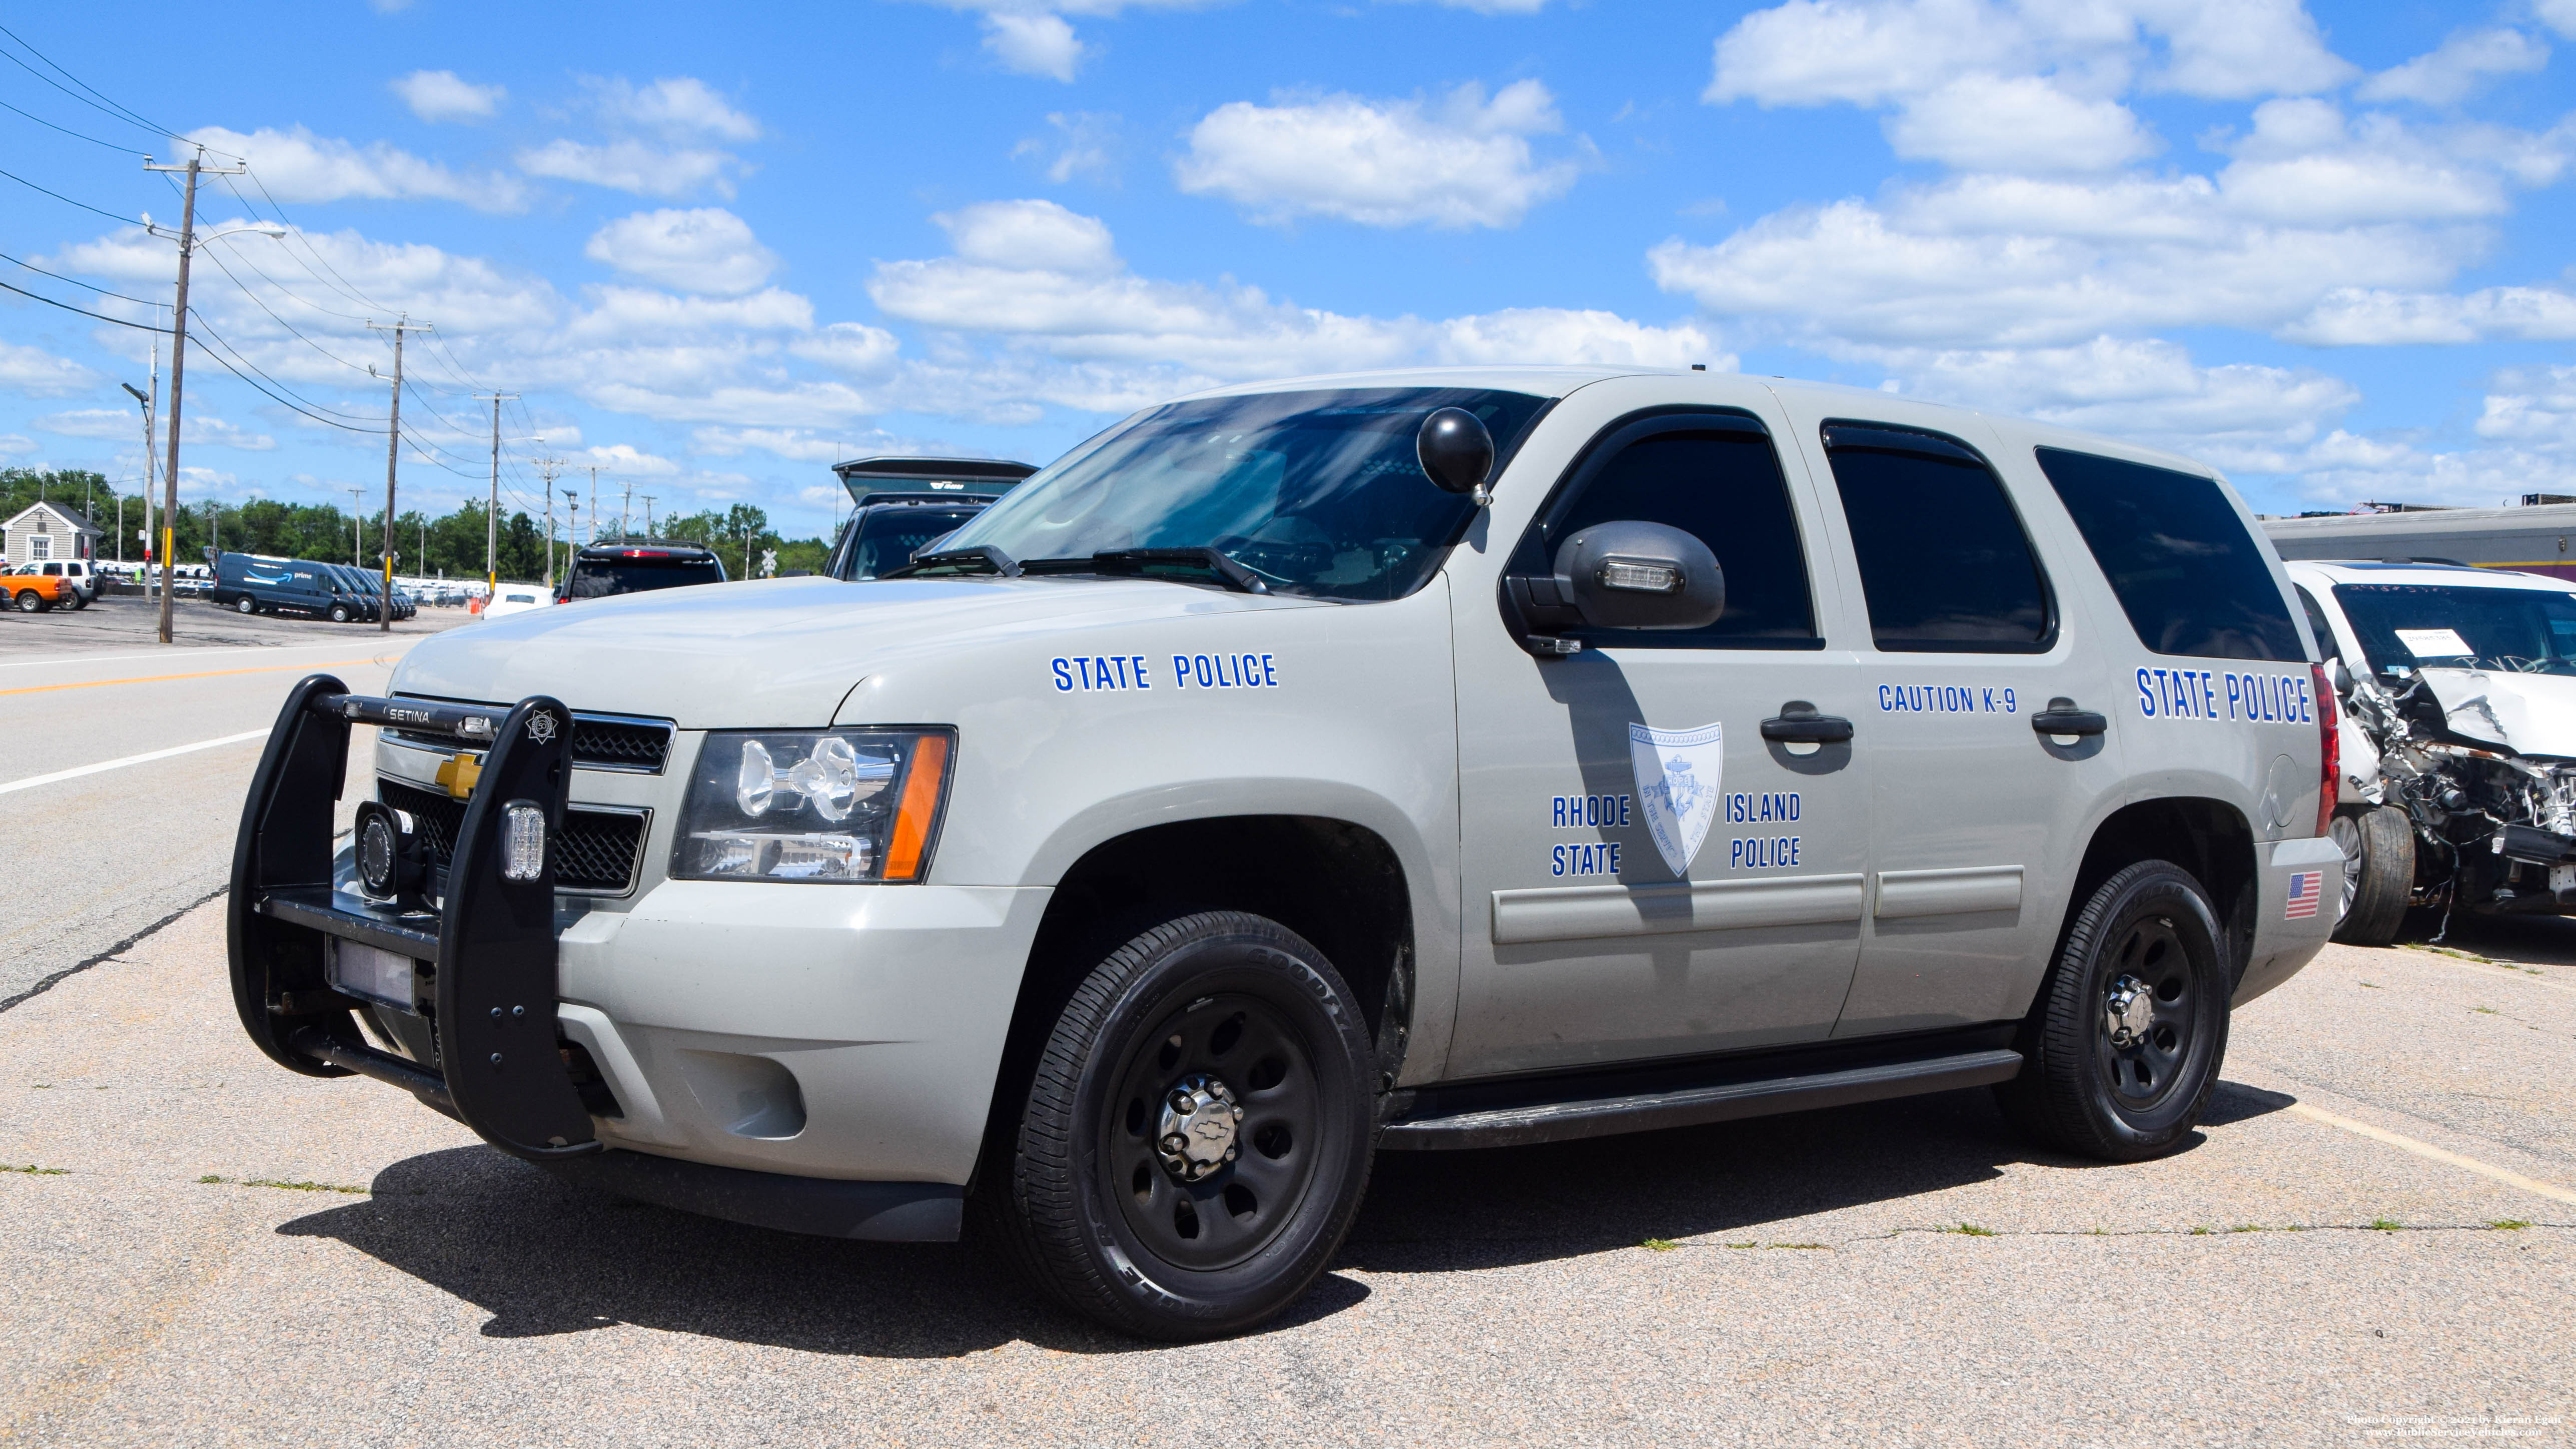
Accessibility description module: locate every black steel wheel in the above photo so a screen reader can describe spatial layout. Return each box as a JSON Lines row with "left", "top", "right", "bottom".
{"left": 1996, "top": 860, "right": 2229, "bottom": 1161}
{"left": 989, "top": 911, "right": 1375, "bottom": 1340}
{"left": 2329, "top": 806, "right": 2414, "bottom": 947}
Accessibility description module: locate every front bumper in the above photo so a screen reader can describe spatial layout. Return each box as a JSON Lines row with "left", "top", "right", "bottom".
{"left": 227, "top": 677, "right": 1015, "bottom": 1241}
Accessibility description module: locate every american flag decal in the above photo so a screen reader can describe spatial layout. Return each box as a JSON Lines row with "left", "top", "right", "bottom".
{"left": 2285, "top": 871, "right": 2324, "bottom": 919}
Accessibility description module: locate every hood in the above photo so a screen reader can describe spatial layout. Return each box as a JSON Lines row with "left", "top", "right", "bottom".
{"left": 391, "top": 574, "right": 1322, "bottom": 726}
{"left": 2417, "top": 668, "right": 2576, "bottom": 760}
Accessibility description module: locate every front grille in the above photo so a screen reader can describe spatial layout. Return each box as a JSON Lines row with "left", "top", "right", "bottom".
{"left": 388, "top": 704, "right": 673, "bottom": 774}
{"left": 379, "top": 778, "right": 647, "bottom": 894}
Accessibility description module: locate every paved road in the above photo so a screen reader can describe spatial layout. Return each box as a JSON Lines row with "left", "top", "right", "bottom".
{"left": 2, "top": 909, "right": 2567, "bottom": 1444}
{"left": 0, "top": 596, "right": 465, "bottom": 1007}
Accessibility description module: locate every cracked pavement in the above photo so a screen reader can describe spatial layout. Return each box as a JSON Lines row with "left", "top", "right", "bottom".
{"left": 2, "top": 897, "right": 2569, "bottom": 1447}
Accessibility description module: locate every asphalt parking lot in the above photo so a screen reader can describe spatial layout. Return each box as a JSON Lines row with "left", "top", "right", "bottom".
{"left": 3, "top": 616, "right": 2570, "bottom": 1447}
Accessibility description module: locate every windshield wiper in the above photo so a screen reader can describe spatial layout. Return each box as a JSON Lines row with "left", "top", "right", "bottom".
{"left": 1087, "top": 547, "right": 1270, "bottom": 595}
{"left": 884, "top": 545, "right": 1020, "bottom": 579}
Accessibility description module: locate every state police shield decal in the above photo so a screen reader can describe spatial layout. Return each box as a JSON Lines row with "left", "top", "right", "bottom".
{"left": 1628, "top": 721, "right": 1724, "bottom": 878}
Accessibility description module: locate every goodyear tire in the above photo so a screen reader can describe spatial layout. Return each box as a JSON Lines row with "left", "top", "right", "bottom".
{"left": 989, "top": 911, "right": 1375, "bottom": 1340}
{"left": 1996, "top": 861, "right": 2230, "bottom": 1162}
{"left": 2329, "top": 806, "right": 2415, "bottom": 948}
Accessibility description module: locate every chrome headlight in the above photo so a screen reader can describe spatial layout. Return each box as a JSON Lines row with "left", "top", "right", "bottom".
{"left": 675, "top": 729, "right": 954, "bottom": 883}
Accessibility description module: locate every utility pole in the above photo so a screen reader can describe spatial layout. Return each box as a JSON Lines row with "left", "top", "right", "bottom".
{"left": 641, "top": 494, "right": 656, "bottom": 540}
{"left": 345, "top": 486, "right": 365, "bottom": 565}
{"left": 368, "top": 316, "right": 431, "bottom": 634}
{"left": 143, "top": 149, "right": 247, "bottom": 644}
{"left": 583, "top": 465, "right": 603, "bottom": 547}
{"left": 119, "top": 378, "right": 152, "bottom": 567}
{"left": 620, "top": 476, "right": 634, "bottom": 542}
{"left": 565, "top": 496, "right": 580, "bottom": 570}
{"left": 532, "top": 456, "right": 564, "bottom": 587}
{"left": 475, "top": 392, "right": 515, "bottom": 590}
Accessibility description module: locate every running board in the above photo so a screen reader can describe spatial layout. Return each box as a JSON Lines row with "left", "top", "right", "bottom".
{"left": 1378, "top": 1047, "right": 2024, "bottom": 1151}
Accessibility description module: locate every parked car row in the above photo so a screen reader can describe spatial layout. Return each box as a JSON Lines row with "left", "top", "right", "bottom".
{"left": 209, "top": 552, "right": 415, "bottom": 623}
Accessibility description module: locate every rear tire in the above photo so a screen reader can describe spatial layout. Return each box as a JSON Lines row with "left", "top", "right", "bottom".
{"left": 2329, "top": 806, "right": 2415, "bottom": 947}
{"left": 236, "top": 595, "right": 256, "bottom": 614}
{"left": 987, "top": 911, "right": 1376, "bottom": 1341}
{"left": 15, "top": 589, "right": 42, "bottom": 612}
{"left": 1996, "top": 861, "right": 2230, "bottom": 1162}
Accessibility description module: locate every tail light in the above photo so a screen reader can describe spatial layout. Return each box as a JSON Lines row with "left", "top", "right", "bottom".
{"left": 2311, "top": 662, "right": 2339, "bottom": 837}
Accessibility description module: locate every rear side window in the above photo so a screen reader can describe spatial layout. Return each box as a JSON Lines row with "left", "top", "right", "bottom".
{"left": 2036, "top": 447, "right": 2302, "bottom": 661}
{"left": 1822, "top": 422, "right": 2052, "bottom": 652}
{"left": 1521, "top": 414, "right": 1820, "bottom": 648}
{"left": 2294, "top": 585, "right": 2340, "bottom": 663}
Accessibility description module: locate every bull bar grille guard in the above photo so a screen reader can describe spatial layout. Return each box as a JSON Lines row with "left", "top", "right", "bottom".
{"left": 227, "top": 673, "right": 604, "bottom": 1163}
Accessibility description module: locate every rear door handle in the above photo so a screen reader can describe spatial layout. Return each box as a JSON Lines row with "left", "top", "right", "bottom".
{"left": 1760, "top": 701, "right": 1855, "bottom": 744}
{"left": 2031, "top": 697, "right": 2108, "bottom": 738}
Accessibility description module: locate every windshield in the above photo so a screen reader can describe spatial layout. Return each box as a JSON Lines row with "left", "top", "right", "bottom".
{"left": 2333, "top": 582, "right": 2576, "bottom": 677}
{"left": 940, "top": 387, "right": 1549, "bottom": 601}
{"left": 837, "top": 505, "right": 984, "bottom": 580}
{"left": 565, "top": 553, "right": 727, "bottom": 600}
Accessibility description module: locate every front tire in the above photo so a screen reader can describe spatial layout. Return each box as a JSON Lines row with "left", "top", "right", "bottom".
{"left": 329, "top": 604, "right": 351, "bottom": 623}
{"left": 2329, "top": 806, "right": 2415, "bottom": 947}
{"left": 990, "top": 911, "right": 1376, "bottom": 1340}
{"left": 1997, "top": 861, "right": 2230, "bottom": 1162}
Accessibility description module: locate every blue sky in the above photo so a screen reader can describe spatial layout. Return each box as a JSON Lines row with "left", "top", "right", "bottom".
{"left": 3, "top": 0, "right": 2573, "bottom": 541}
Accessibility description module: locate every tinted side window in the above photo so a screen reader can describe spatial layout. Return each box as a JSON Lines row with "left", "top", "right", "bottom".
{"left": 2036, "top": 447, "right": 2302, "bottom": 661}
{"left": 2293, "top": 585, "right": 2339, "bottom": 663}
{"left": 1525, "top": 419, "right": 1820, "bottom": 648}
{"left": 1822, "top": 423, "right": 2051, "bottom": 652}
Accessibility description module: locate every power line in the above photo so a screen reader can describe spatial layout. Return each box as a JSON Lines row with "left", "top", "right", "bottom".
{"left": 0, "top": 21, "right": 232, "bottom": 155}
{"left": 0, "top": 276, "right": 166, "bottom": 331}
{"left": 0, "top": 95, "right": 148, "bottom": 154}
{"left": 0, "top": 161, "right": 137, "bottom": 224}
{"left": 0, "top": 246, "right": 163, "bottom": 307}
{"left": 192, "top": 240, "right": 379, "bottom": 376}
{"left": 185, "top": 309, "right": 383, "bottom": 423}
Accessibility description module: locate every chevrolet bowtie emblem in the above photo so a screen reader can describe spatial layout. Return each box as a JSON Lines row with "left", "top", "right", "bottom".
{"left": 434, "top": 752, "right": 483, "bottom": 800}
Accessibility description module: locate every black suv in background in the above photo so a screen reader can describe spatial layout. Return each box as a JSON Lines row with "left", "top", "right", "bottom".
{"left": 558, "top": 541, "right": 729, "bottom": 601}
{"left": 825, "top": 454, "right": 1037, "bottom": 580}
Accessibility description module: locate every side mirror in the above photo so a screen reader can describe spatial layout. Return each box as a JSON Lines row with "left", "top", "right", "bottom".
{"left": 1552, "top": 521, "right": 1724, "bottom": 631}
{"left": 1417, "top": 408, "right": 1495, "bottom": 498}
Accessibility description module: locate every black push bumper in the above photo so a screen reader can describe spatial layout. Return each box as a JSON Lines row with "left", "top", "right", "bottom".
{"left": 226, "top": 675, "right": 966, "bottom": 1240}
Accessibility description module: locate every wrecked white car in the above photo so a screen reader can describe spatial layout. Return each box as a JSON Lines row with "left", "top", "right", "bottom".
{"left": 2288, "top": 559, "right": 2576, "bottom": 944}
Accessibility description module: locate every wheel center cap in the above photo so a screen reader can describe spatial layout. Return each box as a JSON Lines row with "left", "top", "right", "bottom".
{"left": 2104, "top": 974, "right": 2155, "bottom": 1047}
{"left": 1157, "top": 1074, "right": 1242, "bottom": 1181}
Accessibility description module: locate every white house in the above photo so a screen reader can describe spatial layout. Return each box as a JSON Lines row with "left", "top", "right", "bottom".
{"left": 3, "top": 500, "right": 104, "bottom": 568}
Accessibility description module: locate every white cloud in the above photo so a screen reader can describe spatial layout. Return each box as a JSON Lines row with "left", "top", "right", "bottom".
{"left": 569, "top": 443, "right": 681, "bottom": 474}
{"left": 586, "top": 209, "right": 776, "bottom": 294}
{"left": 985, "top": 13, "right": 1085, "bottom": 81}
{"left": 0, "top": 434, "right": 33, "bottom": 457}
{"left": 869, "top": 200, "right": 1721, "bottom": 412}
{"left": 2281, "top": 286, "right": 2576, "bottom": 345}
{"left": 517, "top": 139, "right": 740, "bottom": 199}
{"left": 1176, "top": 80, "right": 1581, "bottom": 229}
{"left": 788, "top": 322, "right": 903, "bottom": 375}
{"left": 391, "top": 70, "right": 504, "bottom": 123}
{"left": 1014, "top": 111, "right": 1120, "bottom": 183}
{"left": 2359, "top": 29, "right": 2550, "bottom": 107}
{"left": 1884, "top": 74, "right": 2156, "bottom": 172}
{"left": 937, "top": 198, "right": 1121, "bottom": 272}
{"left": 2477, "top": 365, "right": 2576, "bottom": 450}
{"left": 187, "top": 125, "right": 527, "bottom": 212}
{"left": 38, "top": 408, "right": 274, "bottom": 450}
{"left": 0, "top": 340, "right": 105, "bottom": 397}
{"left": 1707, "top": 0, "right": 2352, "bottom": 111}
{"left": 692, "top": 427, "right": 873, "bottom": 464}
{"left": 2541, "top": 0, "right": 2576, "bottom": 41}
{"left": 1648, "top": 99, "right": 2569, "bottom": 350}
{"left": 585, "top": 76, "right": 761, "bottom": 142}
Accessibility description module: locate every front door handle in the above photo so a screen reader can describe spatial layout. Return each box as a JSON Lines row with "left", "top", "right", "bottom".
{"left": 1760, "top": 701, "right": 1855, "bottom": 744}
{"left": 2031, "top": 697, "right": 2109, "bottom": 738}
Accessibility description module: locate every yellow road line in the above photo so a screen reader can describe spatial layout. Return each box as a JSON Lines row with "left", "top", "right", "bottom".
{"left": 2287, "top": 1102, "right": 2576, "bottom": 1206}
{"left": 0, "top": 657, "right": 386, "bottom": 697}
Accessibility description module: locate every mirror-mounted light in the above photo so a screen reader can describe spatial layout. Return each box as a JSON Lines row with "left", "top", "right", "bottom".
{"left": 1417, "top": 407, "right": 1496, "bottom": 502}
{"left": 1551, "top": 520, "right": 1725, "bottom": 631}
{"left": 1597, "top": 558, "right": 1684, "bottom": 595}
